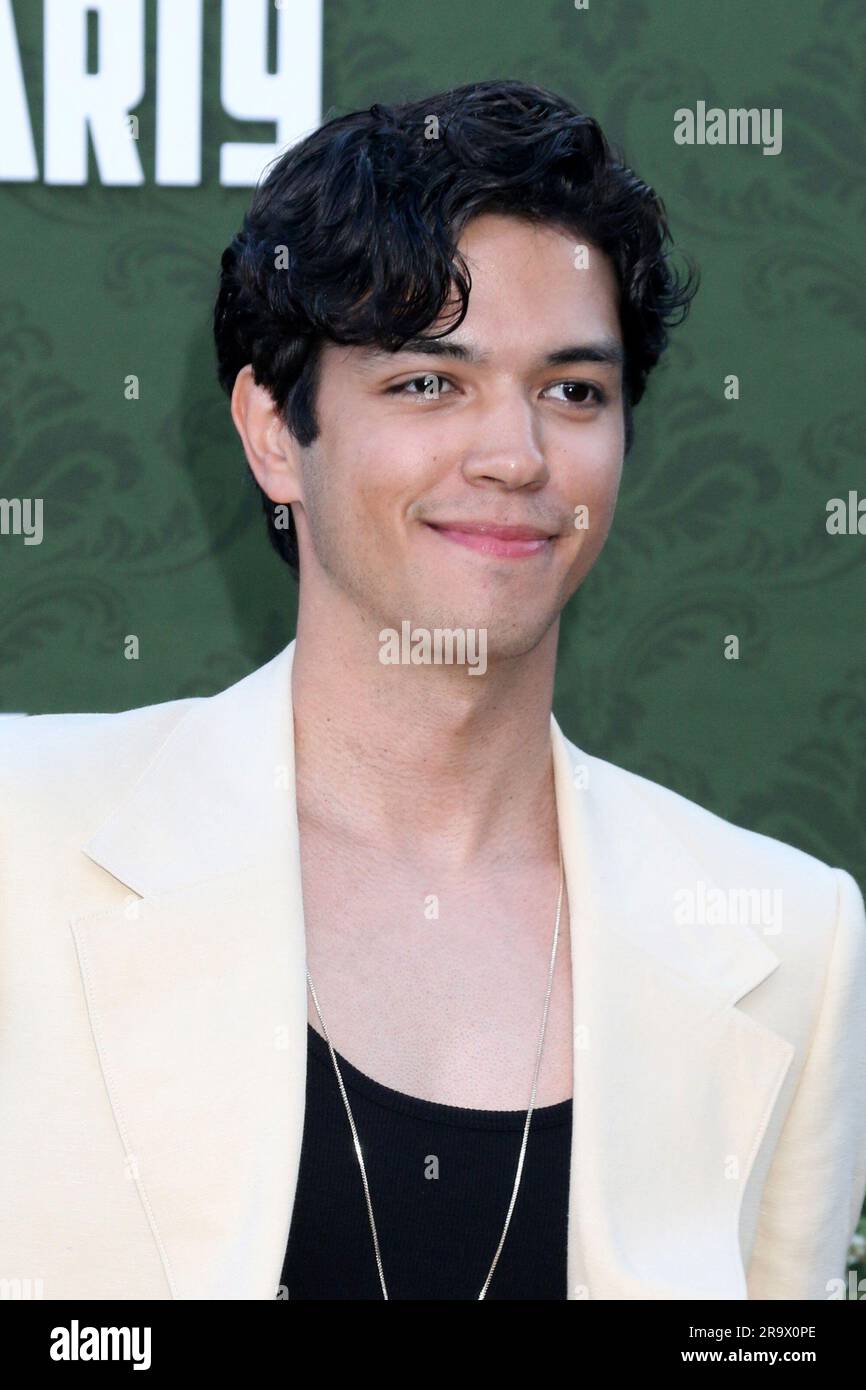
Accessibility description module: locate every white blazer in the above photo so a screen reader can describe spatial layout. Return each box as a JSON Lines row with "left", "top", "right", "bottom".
{"left": 1, "top": 638, "right": 865, "bottom": 1301}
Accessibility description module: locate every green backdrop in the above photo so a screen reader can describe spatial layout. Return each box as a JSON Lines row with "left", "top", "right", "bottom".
{"left": 1, "top": 0, "right": 863, "bottom": 907}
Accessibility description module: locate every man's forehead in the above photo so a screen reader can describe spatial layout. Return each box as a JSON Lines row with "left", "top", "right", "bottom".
{"left": 348, "top": 334, "right": 624, "bottom": 371}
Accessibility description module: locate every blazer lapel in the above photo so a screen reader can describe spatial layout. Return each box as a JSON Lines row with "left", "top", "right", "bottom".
{"left": 71, "top": 640, "right": 307, "bottom": 1299}
{"left": 70, "top": 637, "right": 795, "bottom": 1300}
{"left": 550, "top": 721, "right": 795, "bottom": 1299}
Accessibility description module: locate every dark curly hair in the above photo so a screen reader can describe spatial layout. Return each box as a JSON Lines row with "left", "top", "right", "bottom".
{"left": 214, "top": 78, "right": 698, "bottom": 581}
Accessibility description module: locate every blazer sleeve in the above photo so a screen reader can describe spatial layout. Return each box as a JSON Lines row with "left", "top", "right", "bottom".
{"left": 746, "top": 866, "right": 866, "bottom": 1299}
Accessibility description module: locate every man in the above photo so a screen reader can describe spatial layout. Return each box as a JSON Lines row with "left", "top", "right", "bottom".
{"left": 1, "top": 80, "right": 865, "bottom": 1301}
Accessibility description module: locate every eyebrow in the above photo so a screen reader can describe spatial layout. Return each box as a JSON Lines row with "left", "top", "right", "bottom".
{"left": 360, "top": 335, "right": 625, "bottom": 369}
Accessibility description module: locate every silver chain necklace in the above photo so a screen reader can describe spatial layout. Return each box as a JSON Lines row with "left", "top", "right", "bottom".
{"left": 305, "top": 841, "right": 565, "bottom": 1301}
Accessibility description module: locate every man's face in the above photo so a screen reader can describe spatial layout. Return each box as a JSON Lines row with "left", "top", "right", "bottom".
{"left": 288, "top": 212, "right": 625, "bottom": 658}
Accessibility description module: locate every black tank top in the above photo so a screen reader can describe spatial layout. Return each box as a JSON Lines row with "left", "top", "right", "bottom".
{"left": 280, "top": 1023, "right": 572, "bottom": 1300}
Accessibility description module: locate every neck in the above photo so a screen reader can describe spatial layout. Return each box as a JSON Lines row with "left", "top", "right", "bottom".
{"left": 290, "top": 601, "right": 561, "bottom": 874}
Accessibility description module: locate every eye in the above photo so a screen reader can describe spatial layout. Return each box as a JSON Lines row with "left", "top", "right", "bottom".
{"left": 387, "top": 373, "right": 454, "bottom": 398}
{"left": 543, "top": 381, "right": 606, "bottom": 407}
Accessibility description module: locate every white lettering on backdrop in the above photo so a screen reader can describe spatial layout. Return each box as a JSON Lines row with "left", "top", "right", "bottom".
{"left": 0, "top": 0, "right": 323, "bottom": 186}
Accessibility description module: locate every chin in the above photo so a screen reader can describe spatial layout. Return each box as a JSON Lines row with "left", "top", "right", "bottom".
{"left": 481, "top": 623, "right": 557, "bottom": 664}
{"left": 383, "top": 599, "right": 556, "bottom": 667}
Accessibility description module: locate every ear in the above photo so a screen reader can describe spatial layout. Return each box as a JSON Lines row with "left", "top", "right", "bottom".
{"left": 230, "top": 365, "right": 303, "bottom": 504}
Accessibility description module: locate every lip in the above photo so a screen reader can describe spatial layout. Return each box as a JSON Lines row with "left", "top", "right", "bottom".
{"left": 423, "top": 520, "right": 557, "bottom": 558}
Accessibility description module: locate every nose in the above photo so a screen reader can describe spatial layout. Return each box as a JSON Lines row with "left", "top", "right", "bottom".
{"left": 459, "top": 392, "right": 549, "bottom": 491}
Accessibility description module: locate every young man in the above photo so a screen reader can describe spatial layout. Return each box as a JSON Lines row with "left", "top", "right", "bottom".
{"left": 2, "top": 80, "right": 865, "bottom": 1302}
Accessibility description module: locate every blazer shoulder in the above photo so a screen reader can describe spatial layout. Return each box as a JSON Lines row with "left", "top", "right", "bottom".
{"left": 578, "top": 740, "right": 839, "bottom": 875}
{"left": 569, "top": 750, "right": 866, "bottom": 1000}
{"left": 566, "top": 739, "right": 863, "bottom": 959}
{"left": 0, "top": 693, "right": 204, "bottom": 826}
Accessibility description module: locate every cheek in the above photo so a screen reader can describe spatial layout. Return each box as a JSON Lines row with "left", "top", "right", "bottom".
{"left": 553, "top": 433, "right": 622, "bottom": 574}
{"left": 351, "top": 431, "right": 433, "bottom": 523}
{"left": 562, "top": 430, "right": 622, "bottom": 522}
